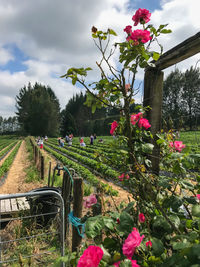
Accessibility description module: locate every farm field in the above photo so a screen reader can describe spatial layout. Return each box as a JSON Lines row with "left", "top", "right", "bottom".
{"left": 0, "top": 132, "right": 200, "bottom": 266}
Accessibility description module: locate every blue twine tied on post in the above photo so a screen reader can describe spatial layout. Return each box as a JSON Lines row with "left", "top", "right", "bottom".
{"left": 68, "top": 211, "right": 85, "bottom": 238}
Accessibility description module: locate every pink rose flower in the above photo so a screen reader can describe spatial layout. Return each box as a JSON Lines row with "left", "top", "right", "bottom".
{"left": 113, "top": 260, "right": 140, "bottom": 267}
{"left": 124, "top": 25, "right": 132, "bottom": 35}
{"left": 77, "top": 245, "right": 103, "bottom": 267}
{"left": 132, "top": 8, "right": 151, "bottom": 26}
{"left": 130, "top": 112, "right": 143, "bottom": 126}
{"left": 138, "top": 213, "right": 145, "bottom": 223}
{"left": 196, "top": 194, "right": 200, "bottom": 200}
{"left": 125, "top": 174, "right": 130, "bottom": 179}
{"left": 110, "top": 121, "right": 118, "bottom": 135}
{"left": 138, "top": 118, "right": 151, "bottom": 129}
{"left": 130, "top": 29, "right": 152, "bottom": 44}
{"left": 122, "top": 228, "right": 144, "bottom": 259}
{"left": 174, "top": 141, "right": 186, "bottom": 152}
{"left": 118, "top": 173, "right": 125, "bottom": 181}
{"left": 83, "top": 194, "right": 97, "bottom": 209}
{"left": 125, "top": 83, "right": 131, "bottom": 92}
{"left": 146, "top": 240, "right": 152, "bottom": 247}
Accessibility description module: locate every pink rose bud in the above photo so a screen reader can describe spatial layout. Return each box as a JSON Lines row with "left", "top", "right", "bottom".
{"left": 146, "top": 240, "right": 152, "bottom": 247}
{"left": 139, "top": 213, "right": 145, "bottom": 223}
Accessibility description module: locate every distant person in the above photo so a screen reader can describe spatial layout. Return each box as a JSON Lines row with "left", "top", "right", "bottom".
{"left": 68, "top": 135, "right": 73, "bottom": 146}
{"left": 58, "top": 137, "right": 61, "bottom": 147}
{"left": 98, "top": 138, "right": 103, "bottom": 143}
{"left": 65, "top": 134, "right": 69, "bottom": 144}
{"left": 80, "top": 137, "right": 86, "bottom": 147}
{"left": 45, "top": 135, "right": 48, "bottom": 141}
{"left": 94, "top": 133, "right": 97, "bottom": 140}
{"left": 60, "top": 138, "right": 65, "bottom": 147}
{"left": 39, "top": 138, "right": 43, "bottom": 149}
{"left": 90, "top": 134, "right": 94, "bottom": 145}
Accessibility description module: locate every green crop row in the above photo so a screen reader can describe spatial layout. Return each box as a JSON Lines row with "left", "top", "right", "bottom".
{"left": 0, "top": 140, "right": 18, "bottom": 159}
{"left": 0, "top": 141, "right": 21, "bottom": 178}
{"left": 46, "top": 142, "right": 120, "bottom": 181}
{"left": 44, "top": 144, "right": 118, "bottom": 196}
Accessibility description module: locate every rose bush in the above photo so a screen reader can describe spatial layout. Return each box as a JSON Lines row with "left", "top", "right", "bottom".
{"left": 61, "top": 7, "right": 200, "bottom": 267}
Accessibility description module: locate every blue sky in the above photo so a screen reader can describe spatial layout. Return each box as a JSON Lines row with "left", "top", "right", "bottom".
{"left": 0, "top": 0, "right": 199, "bottom": 118}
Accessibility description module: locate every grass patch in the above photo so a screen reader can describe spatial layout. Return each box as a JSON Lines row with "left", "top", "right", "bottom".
{"left": 24, "top": 138, "right": 41, "bottom": 183}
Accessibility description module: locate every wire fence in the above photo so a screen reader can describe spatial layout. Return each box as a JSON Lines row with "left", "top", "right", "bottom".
{"left": 0, "top": 190, "right": 65, "bottom": 266}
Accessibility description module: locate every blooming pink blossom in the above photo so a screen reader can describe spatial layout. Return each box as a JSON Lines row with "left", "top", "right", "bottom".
{"left": 110, "top": 121, "right": 118, "bottom": 135}
{"left": 122, "top": 228, "right": 144, "bottom": 259}
{"left": 132, "top": 8, "right": 151, "bottom": 26}
{"left": 118, "top": 173, "right": 125, "bottom": 181}
{"left": 125, "top": 174, "right": 130, "bottom": 179}
{"left": 196, "top": 194, "right": 200, "bottom": 200}
{"left": 138, "top": 213, "right": 145, "bottom": 223}
{"left": 174, "top": 141, "right": 186, "bottom": 152}
{"left": 125, "top": 83, "right": 131, "bottom": 92}
{"left": 83, "top": 194, "right": 97, "bottom": 209}
{"left": 124, "top": 25, "right": 132, "bottom": 35}
{"left": 113, "top": 260, "right": 140, "bottom": 267}
{"left": 138, "top": 118, "right": 151, "bottom": 129}
{"left": 130, "top": 30, "right": 152, "bottom": 44}
{"left": 169, "top": 141, "right": 186, "bottom": 152}
{"left": 77, "top": 246, "right": 103, "bottom": 267}
{"left": 146, "top": 240, "right": 152, "bottom": 247}
{"left": 130, "top": 112, "right": 143, "bottom": 125}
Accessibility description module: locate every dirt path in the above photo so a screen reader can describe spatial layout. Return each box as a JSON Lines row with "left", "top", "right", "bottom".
{"left": 0, "top": 140, "right": 44, "bottom": 194}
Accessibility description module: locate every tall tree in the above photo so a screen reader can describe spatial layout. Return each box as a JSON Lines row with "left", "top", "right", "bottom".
{"left": 181, "top": 67, "right": 200, "bottom": 130}
{"left": 16, "top": 82, "right": 60, "bottom": 136}
{"left": 162, "top": 69, "right": 184, "bottom": 129}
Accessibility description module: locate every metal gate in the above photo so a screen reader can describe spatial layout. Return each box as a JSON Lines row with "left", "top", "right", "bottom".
{"left": 0, "top": 190, "right": 65, "bottom": 266}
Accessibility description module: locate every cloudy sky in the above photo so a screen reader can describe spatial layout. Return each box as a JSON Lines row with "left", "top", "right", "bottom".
{"left": 0, "top": 0, "right": 199, "bottom": 118}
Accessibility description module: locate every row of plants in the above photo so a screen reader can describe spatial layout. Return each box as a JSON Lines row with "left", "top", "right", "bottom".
{"left": 0, "top": 140, "right": 18, "bottom": 160}
{"left": 44, "top": 144, "right": 118, "bottom": 196}
{"left": 0, "top": 141, "right": 21, "bottom": 179}
{"left": 0, "top": 138, "right": 17, "bottom": 151}
{"left": 48, "top": 139, "right": 122, "bottom": 171}
{"left": 46, "top": 142, "right": 120, "bottom": 181}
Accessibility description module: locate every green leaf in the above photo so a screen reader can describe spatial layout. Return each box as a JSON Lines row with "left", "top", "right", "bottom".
{"left": 161, "top": 29, "right": 172, "bottom": 34}
{"left": 172, "top": 239, "right": 191, "bottom": 250}
{"left": 142, "top": 143, "right": 154, "bottom": 153}
{"left": 117, "top": 211, "right": 134, "bottom": 233}
{"left": 151, "top": 237, "right": 165, "bottom": 256}
{"left": 152, "top": 52, "right": 160, "bottom": 61}
{"left": 108, "top": 29, "right": 117, "bottom": 36}
{"left": 85, "top": 215, "right": 103, "bottom": 238}
{"left": 102, "top": 217, "right": 115, "bottom": 231}
{"left": 192, "top": 205, "right": 200, "bottom": 217}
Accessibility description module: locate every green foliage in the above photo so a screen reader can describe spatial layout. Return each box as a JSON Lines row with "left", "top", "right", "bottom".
{"left": 16, "top": 82, "right": 60, "bottom": 136}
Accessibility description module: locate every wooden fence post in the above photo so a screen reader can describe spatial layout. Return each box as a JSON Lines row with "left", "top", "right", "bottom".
{"left": 143, "top": 67, "right": 164, "bottom": 175}
{"left": 40, "top": 155, "right": 44, "bottom": 180}
{"left": 61, "top": 171, "right": 72, "bottom": 240}
{"left": 72, "top": 177, "right": 83, "bottom": 252}
{"left": 48, "top": 161, "right": 51, "bottom": 186}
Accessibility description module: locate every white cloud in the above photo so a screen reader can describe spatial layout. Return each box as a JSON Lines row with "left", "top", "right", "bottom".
{"left": 0, "top": 0, "right": 199, "bottom": 118}
{"left": 0, "top": 47, "right": 14, "bottom": 65}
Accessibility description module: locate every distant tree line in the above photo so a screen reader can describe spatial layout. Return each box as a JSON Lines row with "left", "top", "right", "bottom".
{"left": 162, "top": 66, "right": 200, "bottom": 131}
{"left": 13, "top": 66, "right": 199, "bottom": 138}
{"left": 60, "top": 92, "right": 121, "bottom": 136}
{"left": 0, "top": 116, "right": 20, "bottom": 134}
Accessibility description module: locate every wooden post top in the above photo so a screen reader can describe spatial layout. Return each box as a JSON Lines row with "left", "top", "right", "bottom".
{"left": 147, "top": 31, "right": 200, "bottom": 71}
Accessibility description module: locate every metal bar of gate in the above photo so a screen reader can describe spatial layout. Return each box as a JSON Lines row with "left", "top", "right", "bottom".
{"left": 0, "top": 190, "right": 65, "bottom": 267}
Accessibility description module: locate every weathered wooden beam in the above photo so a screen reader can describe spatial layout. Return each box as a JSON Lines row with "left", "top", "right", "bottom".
{"left": 143, "top": 68, "right": 164, "bottom": 175}
{"left": 153, "top": 32, "right": 200, "bottom": 70}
